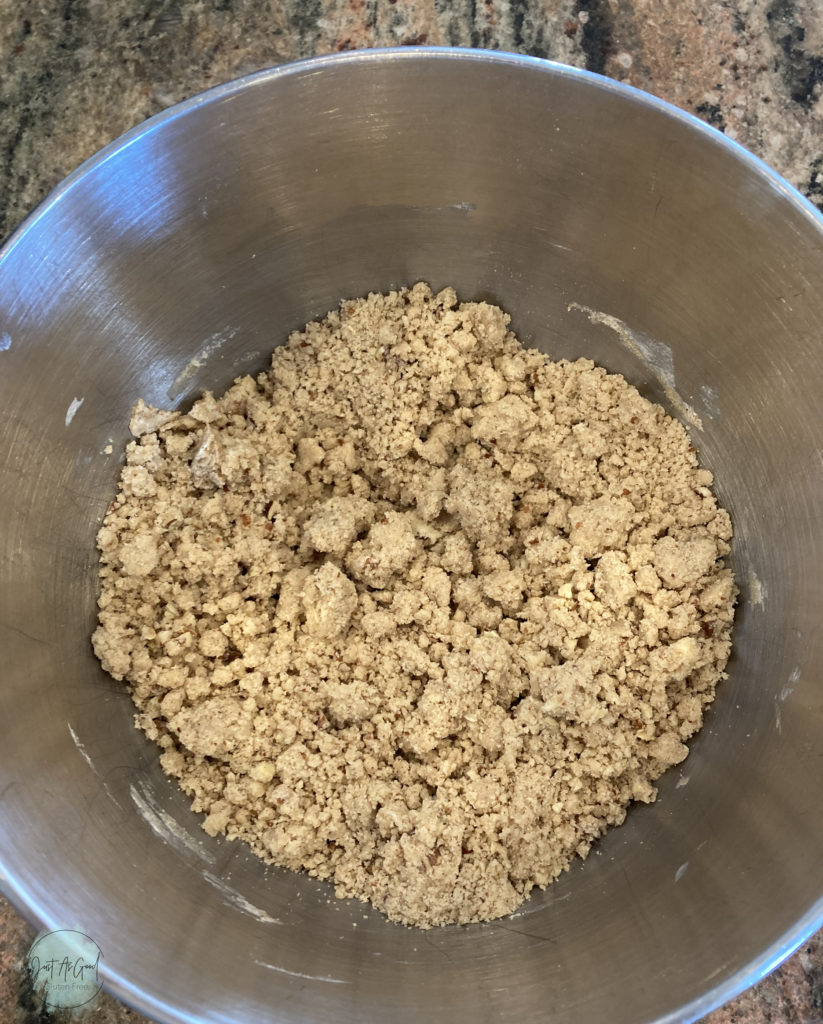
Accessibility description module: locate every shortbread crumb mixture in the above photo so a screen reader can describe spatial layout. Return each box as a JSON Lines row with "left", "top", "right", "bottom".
{"left": 93, "top": 284, "right": 736, "bottom": 927}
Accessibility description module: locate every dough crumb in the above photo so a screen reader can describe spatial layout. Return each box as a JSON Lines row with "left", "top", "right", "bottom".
{"left": 93, "top": 284, "right": 736, "bottom": 928}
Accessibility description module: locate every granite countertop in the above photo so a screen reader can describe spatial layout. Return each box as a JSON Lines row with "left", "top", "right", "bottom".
{"left": 1, "top": 1, "right": 822, "bottom": 1022}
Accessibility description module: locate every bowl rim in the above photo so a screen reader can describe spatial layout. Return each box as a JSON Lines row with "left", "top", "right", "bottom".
{"left": 2, "top": 45, "right": 822, "bottom": 1024}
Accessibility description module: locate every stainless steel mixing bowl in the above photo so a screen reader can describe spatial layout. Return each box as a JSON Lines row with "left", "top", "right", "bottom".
{"left": 1, "top": 48, "right": 822, "bottom": 1024}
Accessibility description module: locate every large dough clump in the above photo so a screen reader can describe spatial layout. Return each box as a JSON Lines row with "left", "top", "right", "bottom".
{"left": 93, "top": 284, "right": 736, "bottom": 928}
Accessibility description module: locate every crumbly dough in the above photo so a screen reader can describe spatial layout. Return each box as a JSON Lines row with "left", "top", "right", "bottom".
{"left": 93, "top": 284, "right": 736, "bottom": 928}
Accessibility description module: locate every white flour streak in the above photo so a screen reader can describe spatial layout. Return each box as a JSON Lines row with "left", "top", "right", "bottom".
{"left": 203, "top": 872, "right": 281, "bottom": 924}
{"left": 748, "top": 570, "right": 766, "bottom": 607}
{"left": 168, "top": 326, "right": 239, "bottom": 399}
{"left": 569, "top": 304, "right": 704, "bottom": 431}
{"left": 130, "top": 782, "right": 216, "bottom": 865}
{"left": 699, "top": 384, "right": 721, "bottom": 419}
{"left": 254, "top": 960, "right": 348, "bottom": 984}
{"left": 65, "top": 396, "right": 84, "bottom": 426}
{"left": 781, "top": 666, "right": 801, "bottom": 702}
{"left": 67, "top": 723, "right": 98, "bottom": 775}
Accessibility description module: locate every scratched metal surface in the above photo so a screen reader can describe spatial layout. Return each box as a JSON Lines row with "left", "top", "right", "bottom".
{"left": 1, "top": 51, "right": 822, "bottom": 1024}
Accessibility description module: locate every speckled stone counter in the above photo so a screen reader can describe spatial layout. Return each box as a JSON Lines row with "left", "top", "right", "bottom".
{"left": 1, "top": 2, "right": 822, "bottom": 1022}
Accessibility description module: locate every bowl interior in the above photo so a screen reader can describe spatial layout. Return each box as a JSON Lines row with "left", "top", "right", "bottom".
{"left": 1, "top": 50, "right": 823, "bottom": 1024}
